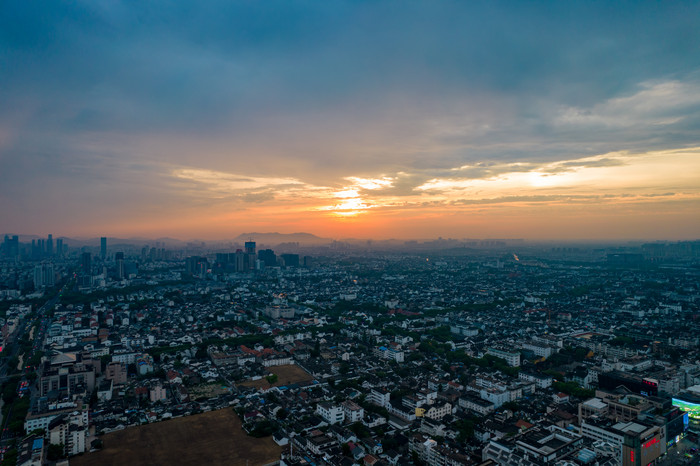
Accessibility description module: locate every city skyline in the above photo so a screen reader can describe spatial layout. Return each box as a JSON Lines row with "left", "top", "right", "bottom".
{"left": 1, "top": 2, "right": 699, "bottom": 240}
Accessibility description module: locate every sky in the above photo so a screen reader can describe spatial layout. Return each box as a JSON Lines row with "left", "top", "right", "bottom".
{"left": 1, "top": 1, "right": 699, "bottom": 241}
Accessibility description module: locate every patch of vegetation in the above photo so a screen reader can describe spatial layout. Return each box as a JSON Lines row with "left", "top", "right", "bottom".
{"left": 553, "top": 381, "right": 594, "bottom": 399}
{"left": 47, "top": 443, "right": 67, "bottom": 461}
{"left": 248, "top": 419, "right": 276, "bottom": 438}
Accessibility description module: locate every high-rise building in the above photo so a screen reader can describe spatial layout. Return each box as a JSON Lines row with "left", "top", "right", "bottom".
{"left": 258, "top": 249, "right": 277, "bottom": 267}
{"left": 185, "top": 256, "right": 208, "bottom": 276}
{"left": 100, "top": 237, "right": 107, "bottom": 260}
{"left": 47, "top": 234, "right": 53, "bottom": 256}
{"left": 235, "top": 250, "right": 245, "bottom": 272}
{"left": 244, "top": 241, "right": 256, "bottom": 271}
{"left": 31, "top": 240, "right": 41, "bottom": 260}
{"left": 34, "top": 263, "right": 55, "bottom": 289}
{"left": 56, "top": 239, "right": 64, "bottom": 257}
{"left": 81, "top": 252, "right": 92, "bottom": 274}
{"left": 2, "top": 235, "right": 20, "bottom": 259}
{"left": 244, "top": 241, "right": 256, "bottom": 255}
{"left": 281, "top": 253, "right": 300, "bottom": 268}
{"left": 115, "top": 252, "right": 125, "bottom": 280}
{"left": 33, "top": 239, "right": 46, "bottom": 259}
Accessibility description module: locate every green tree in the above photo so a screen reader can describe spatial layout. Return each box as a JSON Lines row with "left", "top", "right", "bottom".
{"left": 47, "top": 443, "right": 66, "bottom": 461}
{"left": 249, "top": 419, "right": 276, "bottom": 438}
{"left": 1, "top": 448, "right": 17, "bottom": 466}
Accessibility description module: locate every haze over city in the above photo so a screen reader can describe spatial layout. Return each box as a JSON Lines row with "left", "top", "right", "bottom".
{"left": 1, "top": 2, "right": 699, "bottom": 240}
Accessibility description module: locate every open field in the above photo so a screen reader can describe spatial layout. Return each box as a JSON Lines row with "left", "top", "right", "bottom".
{"left": 189, "top": 382, "right": 230, "bottom": 400}
{"left": 71, "top": 408, "right": 281, "bottom": 466}
{"left": 238, "top": 364, "right": 314, "bottom": 389}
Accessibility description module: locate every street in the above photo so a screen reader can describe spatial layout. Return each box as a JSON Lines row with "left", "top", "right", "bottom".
{"left": 656, "top": 437, "right": 700, "bottom": 466}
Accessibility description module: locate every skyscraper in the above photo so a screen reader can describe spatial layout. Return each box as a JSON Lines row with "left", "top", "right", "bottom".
{"left": 115, "top": 252, "right": 125, "bottom": 279}
{"left": 258, "top": 249, "right": 277, "bottom": 267}
{"left": 47, "top": 234, "right": 53, "bottom": 256}
{"left": 100, "top": 237, "right": 107, "bottom": 260}
{"left": 235, "top": 250, "right": 245, "bottom": 272}
{"left": 281, "top": 253, "right": 300, "bottom": 268}
{"left": 244, "top": 241, "right": 256, "bottom": 255}
{"left": 185, "top": 256, "right": 208, "bottom": 277}
{"left": 244, "top": 241, "right": 256, "bottom": 271}
{"left": 1, "top": 236, "right": 19, "bottom": 259}
{"left": 34, "top": 263, "right": 55, "bottom": 289}
{"left": 81, "top": 252, "right": 92, "bottom": 274}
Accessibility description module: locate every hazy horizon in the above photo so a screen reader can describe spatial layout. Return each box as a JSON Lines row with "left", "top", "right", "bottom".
{"left": 3, "top": 231, "right": 698, "bottom": 245}
{"left": 2, "top": 2, "right": 699, "bottom": 240}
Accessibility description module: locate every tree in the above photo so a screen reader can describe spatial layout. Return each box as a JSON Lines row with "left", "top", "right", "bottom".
{"left": 311, "top": 341, "right": 321, "bottom": 358}
{"left": 195, "top": 347, "right": 208, "bottom": 360}
{"left": 89, "top": 388, "right": 98, "bottom": 407}
{"left": 47, "top": 443, "right": 66, "bottom": 461}
{"left": 349, "top": 422, "right": 370, "bottom": 438}
{"left": 249, "top": 419, "right": 276, "bottom": 438}
{"left": 1, "top": 448, "right": 17, "bottom": 466}
{"left": 100, "top": 354, "right": 112, "bottom": 370}
{"left": 411, "top": 450, "right": 424, "bottom": 465}
{"left": 553, "top": 381, "right": 594, "bottom": 399}
{"left": 502, "top": 401, "right": 520, "bottom": 412}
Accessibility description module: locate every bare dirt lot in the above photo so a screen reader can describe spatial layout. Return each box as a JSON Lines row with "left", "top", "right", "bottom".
{"left": 71, "top": 408, "right": 281, "bottom": 466}
{"left": 238, "top": 364, "right": 314, "bottom": 390}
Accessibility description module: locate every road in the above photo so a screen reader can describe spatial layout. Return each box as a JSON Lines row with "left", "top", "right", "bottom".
{"left": 656, "top": 436, "right": 700, "bottom": 466}
{"left": 0, "top": 292, "right": 57, "bottom": 382}
{"left": 0, "top": 281, "right": 68, "bottom": 441}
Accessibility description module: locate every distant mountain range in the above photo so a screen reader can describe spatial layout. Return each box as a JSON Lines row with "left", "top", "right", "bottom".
{"left": 234, "top": 232, "right": 329, "bottom": 245}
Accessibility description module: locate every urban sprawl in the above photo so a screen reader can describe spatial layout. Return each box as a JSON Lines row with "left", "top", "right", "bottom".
{"left": 1, "top": 234, "right": 699, "bottom": 466}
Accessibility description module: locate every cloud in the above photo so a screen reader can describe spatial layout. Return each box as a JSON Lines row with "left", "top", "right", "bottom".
{"left": 555, "top": 80, "right": 700, "bottom": 129}
{"left": 1, "top": 2, "right": 699, "bottom": 237}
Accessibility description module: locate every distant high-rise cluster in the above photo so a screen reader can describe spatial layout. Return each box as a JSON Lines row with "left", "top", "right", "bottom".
{"left": 141, "top": 246, "right": 173, "bottom": 261}
{"left": 185, "top": 240, "right": 310, "bottom": 277}
{"left": 31, "top": 234, "right": 63, "bottom": 260}
{"left": 210, "top": 240, "right": 259, "bottom": 275}
{"left": 0, "top": 234, "right": 65, "bottom": 261}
